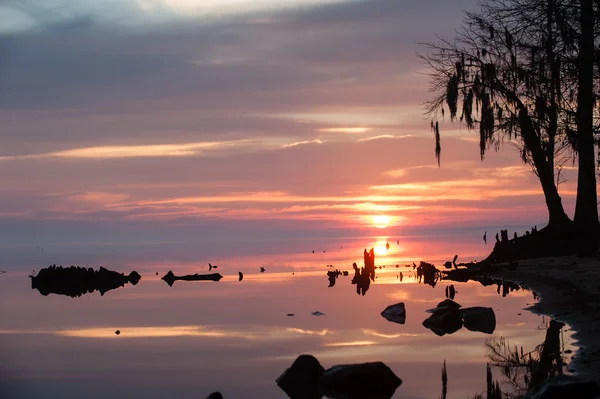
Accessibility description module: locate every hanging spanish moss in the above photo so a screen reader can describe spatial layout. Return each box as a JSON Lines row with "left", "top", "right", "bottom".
{"left": 432, "top": 120, "right": 441, "bottom": 166}
{"left": 446, "top": 74, "right": 459, "bottom": 120}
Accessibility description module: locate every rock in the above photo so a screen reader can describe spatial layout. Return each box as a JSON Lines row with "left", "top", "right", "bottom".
{"left": 524, "top": 375, "right": 600, "bottom": 399}
{"left": 238, "top": 272, "right": 243, "bottom": 281}
{"left": 206, "top": 392, "right": 223, "bottom": 399}
{"left": 115, "top": 330, "right": 120, "bottom": 335}
{"left": 380, "top": 302, "right": 406, "bottom": 324}
{"left": 422, "top": 308, "right": 463, "bottom": 336}
{"left": 460, "top": 307, "right": 496, "bottom": 334}
{"left": 320, "top": 361, "right": 402, "bottom": 399}
{"left": 276, "top": 355, "right": 324, "bottom": 399}
{"left": 312, "top": 311, "right": 325, "bottom": 316}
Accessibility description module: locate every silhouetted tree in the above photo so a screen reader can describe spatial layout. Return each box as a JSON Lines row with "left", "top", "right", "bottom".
{"left": 574, "top": 0, "right": 600, "bottom": 237}
{"left": 422, "top": 0, "right": 600, "bottom": 236}
{"left": 420, "top": 0, "right": 575, "bottom": 228}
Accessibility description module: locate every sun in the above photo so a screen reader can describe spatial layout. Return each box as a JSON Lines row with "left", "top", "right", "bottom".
{"left": 372, "top": 215, "right": 391, "bottom": 229}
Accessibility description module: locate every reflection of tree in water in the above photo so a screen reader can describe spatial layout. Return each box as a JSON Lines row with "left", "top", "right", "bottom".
{"left": 351, "top": 248, "right": 376, "bottom": 296}
{"left": 440, "top": 320, "right": 567, "bottom": 399}
{"left": 484, "top": 320, "right": 566, "bottom": 397}
{"left": 416, "top": 261, "right": 439, "bottom": 287}
{"left": 327, "top": 270, "right": 343, "bottom": 287}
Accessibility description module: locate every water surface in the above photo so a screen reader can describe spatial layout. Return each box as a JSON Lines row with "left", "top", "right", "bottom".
{"left": 0, "top": 239, "right": 574, "bottom": 398}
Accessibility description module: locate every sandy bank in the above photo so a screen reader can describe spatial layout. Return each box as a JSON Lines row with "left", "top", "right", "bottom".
{"left": 490, "top": 255, "right": 600, "bottom": 381}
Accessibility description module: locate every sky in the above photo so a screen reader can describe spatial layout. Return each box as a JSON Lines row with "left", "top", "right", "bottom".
{"left": 0, "top": 0, "right": 582, "bottom": 255}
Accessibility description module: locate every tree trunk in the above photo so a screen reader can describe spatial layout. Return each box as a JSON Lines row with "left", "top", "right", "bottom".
{"left": 574, "top": 0, "right": 600, "bottom": 237}
{"left": 519, "top": 108, "right": 571, "bottom": 228}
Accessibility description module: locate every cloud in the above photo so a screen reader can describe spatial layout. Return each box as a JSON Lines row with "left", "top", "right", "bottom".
{"left": 0, "top": 6, "right": 38, "bottom": 34}
{"left": 357, "top": 134, "right": 413, "bottom": 142}
{"left": 318, "top": 127, "right": 371, "bottom": 134}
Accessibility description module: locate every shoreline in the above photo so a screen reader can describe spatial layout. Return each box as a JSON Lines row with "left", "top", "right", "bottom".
{"left": 489, "top": 254, "right": 600, "bottom": 381}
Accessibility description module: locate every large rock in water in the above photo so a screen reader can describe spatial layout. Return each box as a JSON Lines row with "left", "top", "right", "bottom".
{"left": 422, "top": 308, "right": 463, "bottom": 336}
{"left": 524, "top": 375, "right": 600, "bottom": 398}
{"left": 276, "top": 354, "right": 324, "bottom": 399}
{"left": 460, "top": 307, "right": 496, "bottom": 334}
{"left": 320, "top": 362, "right": 402, "bottom": 399}
{"left": 380, "top": 302, "right": 406, "bottom": 324}
{"left": 205, "top": 393, "right": 223, "bottom": 399}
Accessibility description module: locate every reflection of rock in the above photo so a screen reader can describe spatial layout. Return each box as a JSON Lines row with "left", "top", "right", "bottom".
{"left": 276, "top": 355, "right": 324, "bottom": 399}
{"left": 423, "top": 304, "right": 496, "bottom": 336}
{"left": 277, "top": 356, "right": 402, "bottom": 399}
{"left": 445, "top": 284, "right": 456, "bottom": 300}
{"left": 422, "top": 308, "right": 463, "bottom": 336}
{"left": 321, "top": 362, "right": 402, "bottom": 399}
{"left": 30, "top": 265, "right": 141, "bottom": 298}
{"left": 161, "top": 270, "right": 222, "bottom": 287}
{"left": 524, "top": 375, "right": 600, "bottom": 399}
{"left": 380, "top": 302, "right": 406, "bottom": 324}
{"left": 437, "top": 299, "right": 461, "bottom": 310}
{"left": 460, "top": 307, "right": 496, "bottom": 334}
{"left": 426, "top": 299, "right": 461, "bottom": 314}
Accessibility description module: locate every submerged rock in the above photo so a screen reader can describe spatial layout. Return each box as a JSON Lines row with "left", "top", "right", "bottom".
{"left": 276, "top": 354, "right": 324, "bottom": 399}
{"left": 320, "top": 361, "right": 402, "bottom": 399}
{"left": 460, "top": 306, "right": 496, "bottom": 334}
{"left": 422, "top": 308, "right": 463, "bottom": 336}
{"left": 380, "top": 302, "right": 406, "bottom": 324}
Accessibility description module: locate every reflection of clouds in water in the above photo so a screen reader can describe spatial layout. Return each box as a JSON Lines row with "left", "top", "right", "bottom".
{"left": 325, "top": 340, "right": 377, "bottom": 347}
{"left": 286, "top": 328, "right": 330, "bottom": 336}
{"left": 361, "top": 329, "right": 423, "bottom": 339}
{"left": 0, "top": 325, "right": 332, "bottom": 340}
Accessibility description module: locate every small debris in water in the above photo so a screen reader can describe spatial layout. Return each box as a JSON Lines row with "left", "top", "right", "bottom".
{"left": 287, "top": 313, "right": 295, "bottom": 316}
{"left": 115, "top": 330, "right": 120, "bottom": 335}
{"left": 311, "top": 311, "right": 325, "bottom": 316}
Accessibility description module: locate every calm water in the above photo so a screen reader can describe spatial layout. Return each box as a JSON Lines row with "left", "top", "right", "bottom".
{"left": 0, "top": 237, "right": 574, "bottom": 399}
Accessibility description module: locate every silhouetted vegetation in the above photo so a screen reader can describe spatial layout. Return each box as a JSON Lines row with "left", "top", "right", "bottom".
{"left": 30, "top": 265, "right": 141, "bottom": 297}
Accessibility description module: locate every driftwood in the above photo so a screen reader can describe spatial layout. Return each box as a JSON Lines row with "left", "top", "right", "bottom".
{"left": 161, "top": 270, "right": 223, "bottom": 287}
